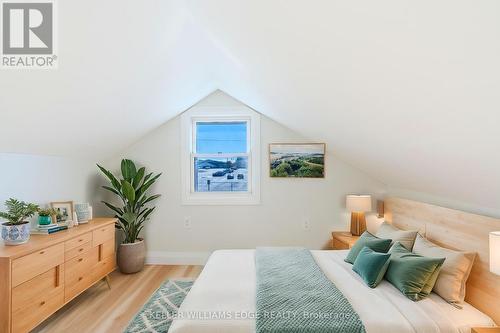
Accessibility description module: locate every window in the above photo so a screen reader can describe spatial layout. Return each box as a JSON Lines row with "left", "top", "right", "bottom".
{"left": 194, "top": 121, "right": 248, "bottom": 192}
{"left": 181, "top": 106, "right": 260, "bottom": 205}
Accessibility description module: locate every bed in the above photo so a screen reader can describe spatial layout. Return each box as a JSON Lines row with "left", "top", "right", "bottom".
{"left": 169, "top": 249, "right": 495, "bottom": 333}
{"left": 169, "top": 198, "right": 500, "bottom": 333}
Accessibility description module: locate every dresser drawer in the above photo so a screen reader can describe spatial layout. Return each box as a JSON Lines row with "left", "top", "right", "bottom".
{"left": 64, "top": 247, "right": 98, "bottom": 302}
{"left": 65, "top": 241, "right": 91, "bottom": 261}
{"left": 100, "top": 238, "right": 115, "bottom": 260}
{"left": 92, "top": 224, "right": 114, "bottom": 247}
{"left": 12, "top": 265, "right": 63, "bottom": 312}
{"left": 12, "top": 266, "right": 64, "bottom": 333}
{"left": 65, "top": 246, "right": 98, "bottom": 283}
{"left": 12, "top": 243, "right": 64, "bottom": 287}
{"left": 64, "top": 272, "right": 93, "bottom": 303}
{"left": 65, "top": 232, "right": 92, "bottom": 251}
{"left": 93, "top": 255, "right": 116, "bottom": 282}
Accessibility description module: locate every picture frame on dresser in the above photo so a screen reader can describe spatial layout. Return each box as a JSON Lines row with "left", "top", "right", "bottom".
{"left": 50, "top": 201, "right": 74, "bottom": 224}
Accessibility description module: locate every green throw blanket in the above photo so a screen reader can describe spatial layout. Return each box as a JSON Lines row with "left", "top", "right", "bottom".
{"left": 256, "top": 247, "right": 366, "bottom": 333}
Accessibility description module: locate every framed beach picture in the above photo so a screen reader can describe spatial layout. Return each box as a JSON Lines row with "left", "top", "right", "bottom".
{"left": 269, "top": 143, "right": 325, "bottom": 178}
{"left": 50, "top": 201, "right": 74, "bottom": 223}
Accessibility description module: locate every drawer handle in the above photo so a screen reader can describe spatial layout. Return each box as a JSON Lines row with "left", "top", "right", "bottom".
{"left": 78, "top": 258, "right": 83, "bottom": 262}
{"left": 40, "top": 301, "right": 45, "bottom": 306}
{"left": 39, "top": 251, "right": 45, "bottom": 255}
{"left": 78, "top": 239, "right": 83, "bottom": 242}
{"left": 79, "top": 248, "right": 84, "bottom": 252}
{"left": 101, "top": 228, "right": 106, "bottom": 232}
{"left": 79, "top": 277, "right": 83, "bottom": 281}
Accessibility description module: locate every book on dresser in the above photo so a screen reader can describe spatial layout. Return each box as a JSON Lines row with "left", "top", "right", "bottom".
{"left": 0, "top": 217, "right": 117, "bottom": 333}
{"left": 31, "top": 224, "right": 69, "bottom": 235}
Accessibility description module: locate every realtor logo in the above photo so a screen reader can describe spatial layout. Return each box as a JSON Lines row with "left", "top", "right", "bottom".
{"left": 1, "top": 0, "right": 57, "bottom": 69}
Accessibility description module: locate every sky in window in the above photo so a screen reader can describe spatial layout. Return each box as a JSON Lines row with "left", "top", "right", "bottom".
{"left": 196, "top": 122, "right": 247, "bottom": 153}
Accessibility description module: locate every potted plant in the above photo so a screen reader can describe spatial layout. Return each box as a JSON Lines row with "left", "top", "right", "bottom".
{"left": 0, "top": 198, "right": 39, "bottom": 245}
{"left": 38, "top": 208, "right": 57, "bottom": 225}
{"left": 97, "top": 159, "right": 161, "bottom": 274}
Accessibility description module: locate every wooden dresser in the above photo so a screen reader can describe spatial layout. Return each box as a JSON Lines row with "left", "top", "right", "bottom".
{"left": 0, "top": 218, "right": 117, "bottom": 333}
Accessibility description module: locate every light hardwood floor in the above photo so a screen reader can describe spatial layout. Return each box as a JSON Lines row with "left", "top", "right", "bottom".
{"left": 32, "top": 265, "right": 203, "bottom": 333}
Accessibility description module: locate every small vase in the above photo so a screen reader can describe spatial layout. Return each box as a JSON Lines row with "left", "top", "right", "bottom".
{"left": 38, "top": 215, "right": 52, "bottom": 225}
{"left": 1, "top": 222, "right": 30, "bottom": 245}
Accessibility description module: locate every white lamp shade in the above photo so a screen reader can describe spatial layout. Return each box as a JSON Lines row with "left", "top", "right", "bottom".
{"left": 346, "top": 195, "right": 372, "bottom": 213}
{"left": 490, "top": 231, "right": 500, "bottom": 276}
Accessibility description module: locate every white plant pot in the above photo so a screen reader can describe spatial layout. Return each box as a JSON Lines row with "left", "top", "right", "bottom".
{"left": 1, "top": 222, "right": 30, "bottom": 245}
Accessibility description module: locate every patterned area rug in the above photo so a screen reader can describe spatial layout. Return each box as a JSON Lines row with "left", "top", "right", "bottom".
{"left": 124, "top": 279, "right": 194, "bottom": 333}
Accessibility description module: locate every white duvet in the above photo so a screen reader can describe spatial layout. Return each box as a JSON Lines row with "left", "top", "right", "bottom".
{"left": 169, "top": 250, "right": 494, "bottom": 333}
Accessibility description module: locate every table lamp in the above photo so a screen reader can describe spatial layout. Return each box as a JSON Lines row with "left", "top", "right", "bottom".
{"left": 490, "top": 231, "right": 500, "bottom": 275}
{"left": 346, "top": 195, "right": 372, "bottom": 236}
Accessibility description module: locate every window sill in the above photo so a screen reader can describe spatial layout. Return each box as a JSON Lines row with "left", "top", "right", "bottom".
{"left": 181, "top": 192, "right": 260, "bottom": 205}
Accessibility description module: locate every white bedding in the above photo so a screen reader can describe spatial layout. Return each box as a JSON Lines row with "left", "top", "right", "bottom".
{"left": 169, "top": 250, "right": 495, "bottom": 333}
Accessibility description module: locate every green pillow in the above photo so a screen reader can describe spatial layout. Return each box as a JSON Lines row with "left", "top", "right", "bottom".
{"left": 389, "top": 242, "right": 441, "bottom": 295}
{"left": 344, "top": 231, "right": 392, "bottom": 264}
{"left": 352, "top": 246, "right": 391, "bottom": 288}
{"left": 386, "top": 242, "right": 445, "bottom": 301}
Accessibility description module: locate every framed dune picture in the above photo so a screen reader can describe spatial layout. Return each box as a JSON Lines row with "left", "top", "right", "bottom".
{"left": 269, "top": 143, "right": 325, "bottom": 178}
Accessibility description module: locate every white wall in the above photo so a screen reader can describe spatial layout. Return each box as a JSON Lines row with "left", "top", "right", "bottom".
{"left": 0, "top": 153, "right": 100, "bottom": 226}
{"left": 98, "top": 92, "right": 386, "bottom": 264}
{"left": 387, "top": 187, "right": 500, "bottom": 219}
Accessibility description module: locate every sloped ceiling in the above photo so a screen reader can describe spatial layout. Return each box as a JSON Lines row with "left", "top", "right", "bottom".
{"left": 1, "top": 1, "right": 499, "bottom": 211}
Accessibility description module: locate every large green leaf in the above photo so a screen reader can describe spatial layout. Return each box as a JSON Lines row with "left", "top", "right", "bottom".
{"left": 142, "top": 172, "right": 153, "bottom": 184}
{"left": 101, "top": 185, "right": 121, "bottom": 197}
{"left": 138, "top": 173, "right": 162, "bottom": 197}
{"left": 132, "top": 167, "right": 145, "bottom": 189}
{"left": 101, "top": 201, "right": 123, "bottom": 215}
{"left": 97, "top": 164, "right": 121, "bottom": 191}
{"left": 142, "top": 207, "right": 156, "bottom": 220}
{"left": 121, "top": 159, "right": 137, "bottom": 181}
{"left": 141, "top": 194, "right": 161, "bottom": 206}
{"left": 121, "top": 180, "right": 136, "bottom": 203}
{"left": 122, "top": 212, "right": 137, "bottom": 224}
{"left": 117, "top": 216, "right": 128, "bottom": 226}
{"left": 137, "top": 207, "right": 148, "bottom": 218}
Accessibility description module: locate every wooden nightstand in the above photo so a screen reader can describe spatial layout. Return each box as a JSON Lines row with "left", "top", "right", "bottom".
{"left": 472, "top": 328, "right": 500, "bottom": 333}
{"left": 331, "top": 232, "right": 360, "bottom": 250}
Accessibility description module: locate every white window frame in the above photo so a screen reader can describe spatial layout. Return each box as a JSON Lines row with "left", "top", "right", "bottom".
{"left": 181, "top": 106, "right": 260, "bottom": 205}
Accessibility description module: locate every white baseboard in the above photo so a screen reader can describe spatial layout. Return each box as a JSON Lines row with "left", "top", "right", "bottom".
{"left": 146, "top": 251, "right": 211, "bottom": 265}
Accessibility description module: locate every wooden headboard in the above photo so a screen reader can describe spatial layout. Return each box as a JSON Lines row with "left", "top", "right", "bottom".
{"left": 384, "top": 197, "right": 500, "bottom": 325}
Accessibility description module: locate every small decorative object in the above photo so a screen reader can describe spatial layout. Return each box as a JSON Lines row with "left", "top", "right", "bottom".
{"left": 346, "top": 195, "right": 372, "bottom": 236}
{"left": 0, "top": 198, "right": 39, "bottom": 245}
{"left": 97, "top": 159, "right": 162, "bottom": 273}
{"left": 67, "top": 215, "right": 74, "bottom": 228}
{"left": 50, "top": 201, "right": 74, "bottom": 224}
{"left": 72, "top": 211, "right": 79, "bottom": 226}
{"left": 75, "top": 203, "right": 91, "bottom": 223}
{"left": 269, "top": 143, "right": 325, "bottom": 178}
{"left": 37, "top": 208, "right": 57, "bottom": 226}
{"left": 88, "top": 205, "right": 93, "bottom": 220}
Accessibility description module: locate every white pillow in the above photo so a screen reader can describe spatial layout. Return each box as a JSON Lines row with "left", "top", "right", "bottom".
{"left": 376, "top": 222, "right": 418, "bottom": 251}
{"left": 413, "top": 234, "right": 476, "bottom": 303}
